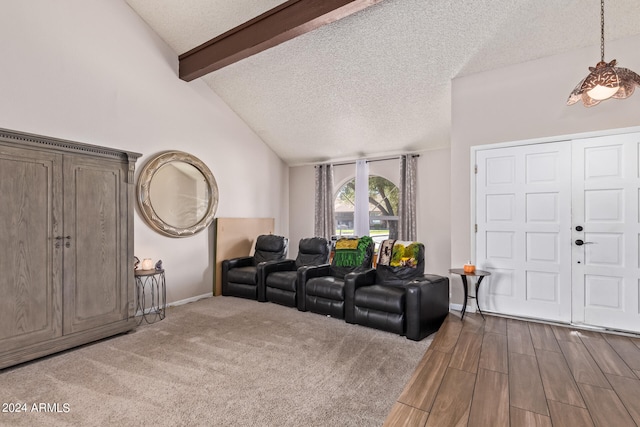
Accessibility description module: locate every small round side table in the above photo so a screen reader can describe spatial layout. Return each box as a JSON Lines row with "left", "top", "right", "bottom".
{"left": 135, "top": 269, "right": 166, "bottom": 325}
{"left": 449, "top": 268, "right": 491, "bottom": 321}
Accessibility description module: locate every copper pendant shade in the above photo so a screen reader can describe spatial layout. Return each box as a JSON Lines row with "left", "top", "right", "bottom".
{"left": 567, "top": 0, "right": 640, "bottom": 107}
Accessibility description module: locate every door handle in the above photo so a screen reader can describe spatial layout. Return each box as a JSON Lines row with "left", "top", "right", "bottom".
{"left": 54, "top": 236, "right": 71, "bottom": 248}
{"left": 575, "top": 239, "right": 595, "bottom": 246}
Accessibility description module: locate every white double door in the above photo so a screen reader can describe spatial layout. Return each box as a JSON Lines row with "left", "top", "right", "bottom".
{"left": 476, "top": 132, "right": 640, "bottom": 333}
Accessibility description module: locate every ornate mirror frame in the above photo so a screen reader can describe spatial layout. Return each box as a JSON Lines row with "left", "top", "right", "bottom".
{"left": 137, "top": 151, "right": 219, "bottom": 238}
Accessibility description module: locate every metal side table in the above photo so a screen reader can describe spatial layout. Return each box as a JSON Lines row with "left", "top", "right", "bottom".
{"left": 135, "top": 269, "right": 166, "bottom": 324}
{"left": 449, "top": 268, "right": 491, "bottom": 321}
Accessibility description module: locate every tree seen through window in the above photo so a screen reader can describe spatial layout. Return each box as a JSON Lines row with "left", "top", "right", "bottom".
{"left": 334, "top": 175, "right": 399, "bottom": 244}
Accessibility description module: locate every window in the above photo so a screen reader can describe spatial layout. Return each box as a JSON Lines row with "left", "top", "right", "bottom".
{"left": 334, "top": 175, "right": 399, "bottom": 245}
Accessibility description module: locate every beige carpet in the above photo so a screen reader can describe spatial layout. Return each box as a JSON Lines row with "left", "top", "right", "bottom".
{"left": 0, "top": 296, "right": 433, "bottom": 427}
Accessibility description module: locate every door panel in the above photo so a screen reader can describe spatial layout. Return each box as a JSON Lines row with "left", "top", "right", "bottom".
{"left": 526, "top": 232, "right": 558, "bottom": 263}
{"left": 63, "top": 156, "right": 128, "bottom": 334}
{"left": 572, "top": 134, "right": 640, "bottom": 332}
{"left": 0, "top": 146, "right": 62, "bottom": 351}
{"left": 526, "top": 193, "right": 559, "bottom": 223}
{"left": 526, "top": 271, "right": 558, "bottom": 302}
{"left": 476, "top": 142, "right": 572, "bottom": 322}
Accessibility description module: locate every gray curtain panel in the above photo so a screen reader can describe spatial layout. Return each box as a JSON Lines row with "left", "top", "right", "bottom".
{"left": 314, "top": 164, "right": 335, "bottom": 240}
{"left": 354, "top": 159, "right": 370, "bottom": 237}
{"left": 398, "top": 155, "right": 417, "bottom": 241}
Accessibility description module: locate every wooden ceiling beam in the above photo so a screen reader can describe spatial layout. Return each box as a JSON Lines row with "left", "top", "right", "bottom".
{"left": 178, "top": 0, "right": 383, "bottom": 81}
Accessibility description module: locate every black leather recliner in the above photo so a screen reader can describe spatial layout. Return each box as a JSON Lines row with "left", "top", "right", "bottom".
{"left": 298, "top": 236, "right": 374, "bottom": 319}
{"left": 221, "top": 234, "right": 288, "bottom": 301}
{"left": 344, "top": 240, "right": 449, "bottom": 341}
{"left": 261, "top": 237, "right": 331, "bottom": 307}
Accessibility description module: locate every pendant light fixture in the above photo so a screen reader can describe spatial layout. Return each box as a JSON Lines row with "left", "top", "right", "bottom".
{"left": 567, "top": 0, "right": 640, "bottom": 107}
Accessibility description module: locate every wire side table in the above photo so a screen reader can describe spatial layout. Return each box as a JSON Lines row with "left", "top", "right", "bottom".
{"left": 449, "top": 268, "right": 491, "bottom": 321}
{"left": 135, "top": 269, "right": 166, "bottom": 324}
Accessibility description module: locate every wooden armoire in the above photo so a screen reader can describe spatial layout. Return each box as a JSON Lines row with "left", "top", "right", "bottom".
{"left": 0, "top": 128, "right": 141, "bottom": 369}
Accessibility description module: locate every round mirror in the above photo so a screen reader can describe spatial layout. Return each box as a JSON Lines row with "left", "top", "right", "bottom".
{"left": 137, "top": 151, "right": 218, "bottom": 237}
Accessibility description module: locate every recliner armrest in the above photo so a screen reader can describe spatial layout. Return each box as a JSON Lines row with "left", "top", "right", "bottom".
{"left": 300, "top": 264, "right": 332, "bottom": 279}
{"left": 255, "top": 260, "right": 288, "bottom": 302}
{"left": 296, "top": 264, "right": 331, "bottom": 311}
{"left": 344, "top": 268, "right": 376, "bottom": 324}
{"left": 221, "top": 256, "right": 255, "bottom": 296}
{"left": 260, "top": 259, "right": 298, "bottom": 303}
{"left": 224, "top": 256, "right": 255, "bottom": 270}
{"left": 405, "top": 275, "right": 450, "bottom": 341}
{"left": 262, "top": 259, "right": 297, "bottom": 276}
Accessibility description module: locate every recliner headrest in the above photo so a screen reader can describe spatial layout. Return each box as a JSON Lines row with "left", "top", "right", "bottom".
{"left": 298, "top": 237, "right": 330, "bottom": 255}
{"left": 296, "top": 237, "right": 330, "bottom": 268}
{"left": 254, "top": 235, "right": 288, "bottom": 264}
{"left": 255, "top": 234, "right": 287, "bottom": 252}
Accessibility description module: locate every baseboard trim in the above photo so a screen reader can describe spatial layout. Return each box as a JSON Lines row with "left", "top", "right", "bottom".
{"left": 167, "top": 293, "right": 214, "bottom": 308}
{"left": 134, "top": 293, "right": 214, "bottom": 319}
{"left": 449, "top": 302, "right": 476, "bottom": 313}
{"left": 449, "top": 303, "right": 463, "bottom": 312}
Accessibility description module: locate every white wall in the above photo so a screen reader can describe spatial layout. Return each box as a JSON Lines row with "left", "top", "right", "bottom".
{"left": 288, "top": 149, "right": 451, "bottom": 277}
{"left": 450, "top": 34, "right": 640, "bottom": 304}
{"left": 0, "top": 0, "right": 289, "bottom": 303}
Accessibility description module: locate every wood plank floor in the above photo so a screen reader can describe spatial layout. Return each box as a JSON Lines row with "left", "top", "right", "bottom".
{"left": 384, "top": 312, "right": 640, "bottom": 427}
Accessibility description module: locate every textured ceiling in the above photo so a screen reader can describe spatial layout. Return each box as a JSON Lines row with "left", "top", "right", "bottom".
{"left": 125, "top": 0, "right": 640, "bottom": 165}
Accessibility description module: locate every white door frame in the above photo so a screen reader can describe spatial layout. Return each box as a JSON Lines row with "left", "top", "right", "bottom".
{"left": 470, "top": 125, "right": 640, "bottom": 326}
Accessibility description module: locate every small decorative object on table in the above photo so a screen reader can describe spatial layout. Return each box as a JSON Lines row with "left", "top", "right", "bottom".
{"left": 155, "top": 260, "right": 163, "bottom": 271}
{"left": 134, "top": 256, "right": 140, "bottom": 270}
{"left": 141, "top": 258, "right": 154, "bottom": 270}
{"left": 463, "top": 262, "right": 475, "bottom": 274}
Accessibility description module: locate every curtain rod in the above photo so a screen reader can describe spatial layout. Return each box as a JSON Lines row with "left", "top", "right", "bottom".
{"left": 323, "top": 154, "right": 420, "bottom": 168}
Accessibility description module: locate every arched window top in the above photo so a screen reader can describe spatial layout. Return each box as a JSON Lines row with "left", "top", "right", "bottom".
{"left": 334, "top": 175, "right": 399, "bottom": 242}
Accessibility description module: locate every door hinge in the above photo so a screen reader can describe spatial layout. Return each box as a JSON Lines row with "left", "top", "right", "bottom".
{"left": 475, "top": 224, "right": 478, "bottom": 232}
{"left": 474, "top": 165, "right": 478, "bottom": 174}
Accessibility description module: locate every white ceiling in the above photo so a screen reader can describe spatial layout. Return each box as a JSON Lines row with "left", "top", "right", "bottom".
{"left": 125, "top": 0, "right": 640, "bottom": 166}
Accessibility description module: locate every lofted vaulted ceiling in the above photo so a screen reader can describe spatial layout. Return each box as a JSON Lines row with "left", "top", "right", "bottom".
{"left": 125, "top": 0, "right": 640, "bottom": 166}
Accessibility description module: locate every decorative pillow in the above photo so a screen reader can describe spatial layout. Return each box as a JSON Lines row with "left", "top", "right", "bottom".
{"left": 377, "top": 240, "right": 420, "bottom": 268}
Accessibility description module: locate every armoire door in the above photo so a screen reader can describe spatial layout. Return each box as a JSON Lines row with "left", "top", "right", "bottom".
{"left": 62, "top": 155, "right": 129, "bottom": 334}
{"left": 0, "top": 146, "right": 63, "bottom": 352}
{"left": 475, "top": 142, "right": 572, "bottom": 322}
{"left": 571, "top": 133, "right": 640, "bottom": 333}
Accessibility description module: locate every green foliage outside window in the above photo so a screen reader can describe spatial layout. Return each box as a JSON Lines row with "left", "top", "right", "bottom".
{"left": 334, "top": 175, "right": 399, "bottom": 239}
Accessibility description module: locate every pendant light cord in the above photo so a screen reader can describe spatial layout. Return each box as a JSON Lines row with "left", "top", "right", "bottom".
{"left": 600, "top": 0, "right": 605, "bottom": 62}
